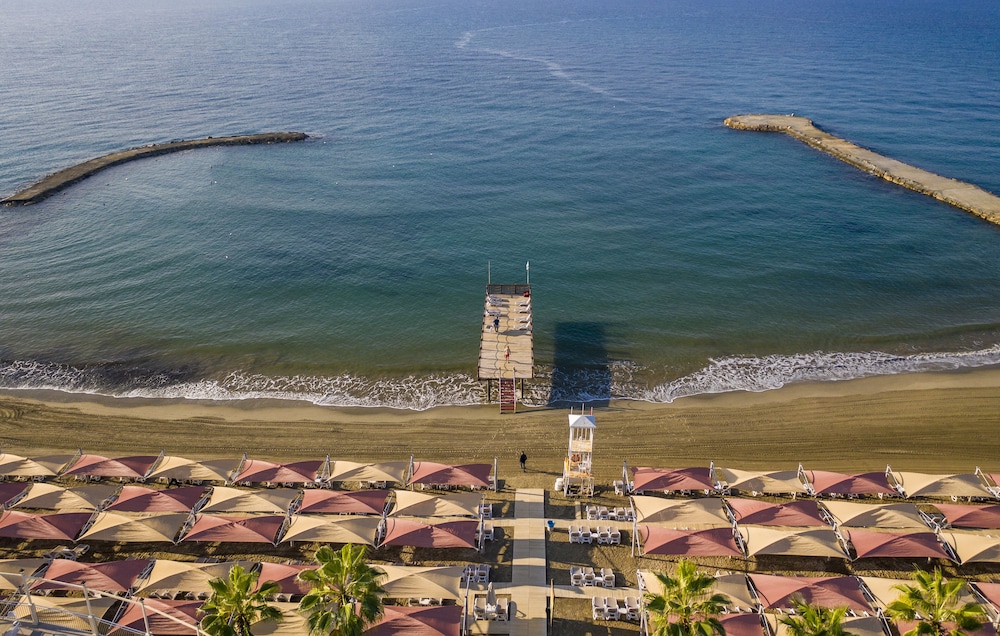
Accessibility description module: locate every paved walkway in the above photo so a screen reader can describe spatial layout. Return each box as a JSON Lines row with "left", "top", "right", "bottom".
{"left": 509, "top": 488, "right": 547, "bottom": 636}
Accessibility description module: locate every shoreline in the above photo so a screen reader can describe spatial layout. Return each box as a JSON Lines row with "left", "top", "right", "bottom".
{"left": 3, "top": 367, "right": 1000, "bottom": 479}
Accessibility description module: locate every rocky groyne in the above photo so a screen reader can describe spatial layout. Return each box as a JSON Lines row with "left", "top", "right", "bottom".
{"left": 2, "top": 132, "right": 308, "bottom": 206}
{"left": 724, "top": 114, "right": 1000, "bottom": 227}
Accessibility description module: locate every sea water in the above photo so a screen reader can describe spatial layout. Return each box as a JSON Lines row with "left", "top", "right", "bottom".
{"left": 1, "top": 0, "right": 999, "bottom": 409}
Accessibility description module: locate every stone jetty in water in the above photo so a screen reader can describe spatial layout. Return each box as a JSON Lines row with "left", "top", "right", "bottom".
{"left": 2, "top": 132, "right": 308, "bottom": 206}
{"left": 724, "top": 114, "right": 1000, "bottom": 228}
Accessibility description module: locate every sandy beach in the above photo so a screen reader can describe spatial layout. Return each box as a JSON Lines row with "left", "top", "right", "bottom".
{"left": 3, "top": 367, "right": 1000, "bottom": 484}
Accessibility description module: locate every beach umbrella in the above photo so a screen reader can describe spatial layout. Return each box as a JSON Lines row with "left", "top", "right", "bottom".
{"left": 408, "top": 462, "right": 492, "bottom": 489}
{"left": 111, "top": 598, "right": 202, "bottom": 635}
{"left": 390, "top": 490, "right": 481, "bottom": 518}
{"left": 630, "top": 466, "right": 716, "bottom": 493}
{"left": 137, "top": 560, "right": 256, "bottom": 595}
{"left": 943, "top": 530, "right": 1000, "bottom": 564}
{"left": 10, "top": 596, "right": 118, "bottom": 631}
{"left": 0, "top": 453, "right": 61, "bottom": 479}
{"left": 631, "top": 496, "right": 730, "bottom": 525}
{"left": 719, "top": 613, "right": 767, "bottom": 636}
{"left": 12, "top": 482, "right": 120, "bottom": 511}
{"left": 146, "top": 456, "right": 240, "bottom": 483}
{"left": 0, "top": 481, "right": 29, "bottom": 506}
{"left": 891, "top": 472, "right": 993, "bottom": 499}
{"left": 279, "top": 515, "right": 380, "bottom": 545}
{"left": 255, "top": 562, "right": 315, "bottom": 595}
{"left": 375, "top": 565, "right": 466, "bottom": 601}
{"left": 201, "top": 486, "right": 298, "bottom": 514}
{"left": 639, "top": 525, "right": 743, "bottom": 557}
{"left": 768, "top": 615, "right": 885, "bottom": 636}
{"left": 365, "top": 605, "right": 462, "bottom": 636}
{"left": 78, "top": 511, "right": 188, "bottom": 543}
{"left": 105, "top": 484, "right": 206, "bottom": 513}
{"left": 747, "top": 574, "right": 872, "bottom": 612}
{"left": 714, "top": 468, "right": 808, "bottom": 496}
{"left": 820, "top": 500, "right": 928, "bottom": 528}
{"left": 726, "top": 499, "right": 827, "bottom": 527}
{"left": 862, "top": 576, "right": 980, "bottom": 611}
{"left": 63, "top": 454, "right": 159, "bottom": 480}
{"left": 638, "top": 571, "right": 756, "bottom": 609}
{"left": 232, "top": 459, "right": 324, "bottom": 485}
{"left": 379, "top": 518, "right": 478, "bottom": 550}
{"left": 253, "top": 602, "right": 310, "bottom": 635}
{"left": 972, "top": 581, "right": 1000, "bottom": 613}
{"left": 740, "top": 526, "right": 846, "bottom": 559}
{"left": 181, "top": 514, "right": 285, "bottom": 544}
{"left": 0, "top": 510, "right": 90, "bottom": 541}
{"left": 297, "top": 489, "right": 389, "bottom": 515}
{"left": 325, "top": 461, "right": 410, "bottom": 485}
{"left": 801, "top": 470, "right": 895, "bottom": 496}
{"left": 32, "top": 558, "right": 152, "bottom": 594}
{"left": 0, "top": 558, "right": 48, "bottom": 590}
{"left": 934, "top": 503, "right": 1000, "bottom": 529}
{"left": 486, "top": 581, "right": 496, "bottom": 607}
{"left": 845, "top": 529, "right": 952, "bottom": 561}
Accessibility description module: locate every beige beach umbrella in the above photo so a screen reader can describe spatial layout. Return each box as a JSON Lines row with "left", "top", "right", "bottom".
{"left": 768, "top": 615, "right": 885, "bottom": 636}
{"left": 740, "top": 525, "right": 846, "bottom": 559}
{"left": 943, "top": 530, "right": 1000, "bottom": 565}
{"left": 0, "top": 453, "right": 62, "bottom": 478}
{"left": 279, "top": 514, "right": 380, "bottom": 546}
{"left": 11, "top": 595, "right": 118, "bottom": 629}
{"left": 820, "top": 500, "right": 928, "bottom": 528}
{"left": 78, "top": 511, "right": 188, "bottom": 543}
{"left": 253, "top": 602, "right": 310, "bottom": 636}
{"left": 12, "top": 482, "right": 119, "bottom": 511}
{"left": 715, "top": 468, "right": 808, "bottom": 496}
{"left": 137, "top": 559, "right": 256, "bottom": 594}
{"left": 325, "top": 461, "right": 409, "bottom": 484}
{"left": 0, "top": 558, "right": 48, "bottom": 590}
{"left": 631, "top": 495, "right": 730, "bottom": 525}
{"left": 389, "top": 490, "right": 481, "bottom": 518}
{"left": 375, "top": 564, "right": 466, "bottom": 600}
{"left": 638, "top": 570, "right": 756, "bottom": 609}
{"left": 891, "top": 472, "right": 993, "bottom": 499}
{"left": 200, "top": 486, "right": 298, "bottom": 514}
{"left": 146, "top": 456, "right": 240, "bottom": 484}
{"left": 860, "top": 575, "right": 979, "bottom": 610}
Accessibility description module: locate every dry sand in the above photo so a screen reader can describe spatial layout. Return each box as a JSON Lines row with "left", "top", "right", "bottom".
{"left": 2, "top": 367, "right": 1000, "bottom": 484}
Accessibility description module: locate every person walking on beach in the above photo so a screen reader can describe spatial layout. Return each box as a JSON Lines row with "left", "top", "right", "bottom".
{"left": 504, "top": 345, "right": 511, "bottom": 361}
{"left": 520, "top": 451, "right": 527, "bottom": 472}
{"left": 493, "top": 317, "right": 500, "bottom": 333}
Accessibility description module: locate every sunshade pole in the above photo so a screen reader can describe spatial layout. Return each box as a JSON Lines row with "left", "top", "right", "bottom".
{"left": 493, "top": 457, "right": 498, "bottom": 492}
{"left": 81, "top": 582, "right": 99, "bottom": 635}
{"left": 139, "top": 596, "right": 151, "bottom": 635}
{"left": 21, "top": 570, "right": 38, "bottom": 625}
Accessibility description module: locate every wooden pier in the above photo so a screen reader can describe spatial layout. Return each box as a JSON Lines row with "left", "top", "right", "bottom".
{"left": 478, "top": 284, "right": 533, "bottom": 413}
{"left": 724, "top": 114, "right": 1000, "bottom": 227}
{"left": 2, "top": 132, "right": 308, "bottom": 206}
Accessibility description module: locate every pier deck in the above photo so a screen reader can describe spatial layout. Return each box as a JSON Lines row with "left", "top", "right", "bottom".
{"left": 2, "top": 132, "right": 308, "bottom": 206}
{"left": 724, "top": 114, "right": 1000, "bottom": 227}
{"left": 478, "top": 284, "right": 533, "bottom": 381}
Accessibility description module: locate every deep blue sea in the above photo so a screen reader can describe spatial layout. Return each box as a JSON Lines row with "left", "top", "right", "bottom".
{"left": 1, "top": 0, "right": 999, "bottom": 409}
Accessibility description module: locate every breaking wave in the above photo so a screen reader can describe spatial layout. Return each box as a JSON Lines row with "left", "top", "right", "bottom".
{"left": 1, "top": 345, "right": 999, "bottom": 410}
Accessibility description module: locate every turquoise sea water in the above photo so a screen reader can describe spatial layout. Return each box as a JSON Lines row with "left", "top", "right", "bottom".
{"left": 1, "top": 0, "right": 999, "bottom": 408}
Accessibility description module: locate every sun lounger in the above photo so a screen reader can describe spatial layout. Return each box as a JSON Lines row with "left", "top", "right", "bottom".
{"left": 624, "top": 597, "right": 641, "bottom": 621}
{"left": 479, "top": 503, "right": 492, "bottom": 519}
{"left": 495, "top": 598, "right": 509, "bottom": 621}
{"left": 603, "top": 598, "right": 620, "bottom": 620}
{"left": 583, "top": 567, "right": 596, "bottom": 586}
{"left": 609, "top": 527, "right": 621, "bottom": 544}
{"left": 570, "top": 566, "right": 584, "bottom": 586}
{"left": 592, "top": 596, "right": 606, "bottom": 620}
{"left": 580, "top": 527, "right": 592, "bottom": 543}
{"left": 474, "top": 596, "right": 487, "bottom": 620}
{"left": 476, "top": 564, "right": 489, "bottom": 583}
{"left": 478, "top": 523, "right": 494, "bottom": 541}
{"left": 568, "top": 525, "right": 582, "bottom": 543}
{"left": 598, "top": 506, "right": 610, "bottom": 520}
{"left": 602, "top": 568, "right": 615, "bottom": 587}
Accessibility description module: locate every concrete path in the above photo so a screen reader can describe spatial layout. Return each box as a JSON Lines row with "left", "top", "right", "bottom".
{"left": 509, "top": 488, "right": 547, "bottom": 636}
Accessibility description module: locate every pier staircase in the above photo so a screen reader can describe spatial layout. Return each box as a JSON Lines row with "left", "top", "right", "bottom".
{"left": 499, "top": 378, "right": 516, "bottom": 413}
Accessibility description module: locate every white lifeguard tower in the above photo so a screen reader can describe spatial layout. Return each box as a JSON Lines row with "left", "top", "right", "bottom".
{"left": 559, "top": 407, "right": 595, "bottom": 497}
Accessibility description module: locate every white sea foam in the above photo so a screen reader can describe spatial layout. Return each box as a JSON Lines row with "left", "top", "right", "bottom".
{"left": 2, "top": 346, "right": 1000, "bottom": 410}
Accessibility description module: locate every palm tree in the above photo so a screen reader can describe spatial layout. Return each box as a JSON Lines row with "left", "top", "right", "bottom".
{"left": 297, "top": 543, "right": 386, "bottom": 636}
{"left": 643, "top": 558, "right": 730, "bottom": 636}
{"left": 885, "top": 568, "right": 986, "bottom": 636}
{"left": 779, "top": 597, "right": 855, "bottom": 636}
{"left": 199, "top": 563, "right": 283, "bottom": 636}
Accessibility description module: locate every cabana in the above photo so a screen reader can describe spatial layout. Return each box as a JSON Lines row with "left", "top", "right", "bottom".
{"left": 637, "top": 570, "right": 756, "bottom": 611}
{"left": 200, "top": 486, "right": 298, "bottom": 514}
{"left": 408, "top": 462, "right": 493, "bottom": 490}
{"left": 713, "top": 468, "right": 808, "bottom": 496}
{"left": 888, "top": 470, "right": 994, "bottom": 499}
{"left": 255, "top": 563, "right": 315, "bottom": 596}
{"left": 324, "top": 461, "right": 410, "bottom": 486}
{"left": 296, "top": 489, "right": 389, "bottom": 515}
{"left": 366, "top": 604, "right": 463, "bottom": 636}
{"left": 943, "top": 530, "right": 1000, "bottom": 565}
{"left": 934, "top": 503, "right": 1000, "bottom": 529}
{"left": 740, "top": 526, "right": 846, "bottom": 559}
{"left": 10, "top": 482, "right": 119, "bottom": 511}
{"left": 820, "top": 500, "right": 928, "bottom": 528}
{"left": 279, "top": 515, "right": 380, "bottom": 546}
{"left": 105, "top": 485, "right": 206, "bottom": 513}
{"left": 62, "top": 454, "right": 160, "bottom": 481}
{"left": 629, "top": 466, "right": 716, "bottom": 494}
{"left": 111, "top": 598, "right": 202, "bottom": 635}
{"left": 747, "top": 574, "right": 872, "bottom": 612}
{"left": 0, "top": 510, "right": 90, "bottom": 541}
{"left": 145, "top": 456, "right": 240, "bottom": 484}
{"left": 389, "top": 491, "right": 482, "bottom": 518}
{"left": 78, "top": 511, "right": 188, "bottom": 543}
{"left": 0, "top": 453, "right": 63, "bottom": 479}
{"left": 231, "top": 458, "right": 325, "bottom": 485}
{"left": 31, "top": 558, "right": 151, "bottom": 594}
{"left": 379, "top": 518, "right": 478, "bottom": 550}
{"left": 845, "top": 529, "right": 952, "bottom": 561}
{"left": 10, "top": 596, "right": 118, "bottom": 632}
{"left": 137, "top": 559, "right": 255, "bottom": 595}
{"left": 800, "top": 469, "right": 895, "bottom": 497}
{"left": 637, "top": 526, "right": 743, "bottom": 558}
{"left": 631, "top": 496, "right": 730, "bottom": 526}
{"left": 726, "top": 499, "right": 827, "bottom": 527}
{"left": 376, "top": 565, "right": 467, "bottom": 600}
{"left": 180, "top": 515, "right": 285, "bottom": 544}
